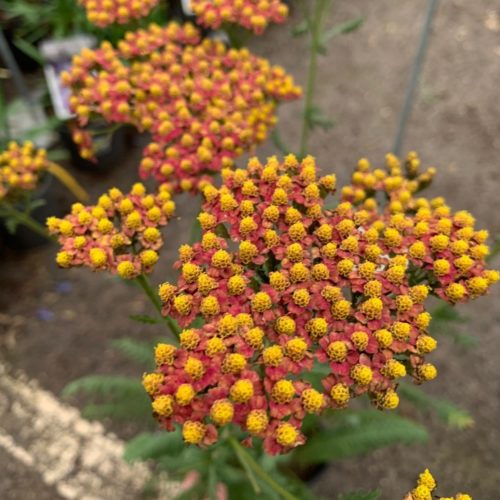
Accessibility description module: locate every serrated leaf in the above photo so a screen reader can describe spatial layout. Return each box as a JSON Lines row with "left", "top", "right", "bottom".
{"left": 26, "top": 198, "right": 46, "bottom": 211}
{"left": 189, "top": 218, "right": 202, "bottom": 244}
{"left": 292, "top": 20, "right": 310, "bottom": 37}
{"left": 214, "top": 223, "right": 230, "bottom": 238}
{"left": 124, "top": 431, "right": 183, "bottom": 462}
{"left": 4, "top": 216, "right": 19, "bottom": 234}
{"left": 12, "top": 37, "right": 44, "bottom": 64}
{"left": 322, "top": 17, "right": 364, "bottom": 43}
{"left": 399, "top": 383, "right": 474, "bottom": 429}
{"left": 62, "top": 375, "right": 144, "bottom": 398}
{"left": 338, "top": 491, "right": 381, "bottom": 500}
{"left": 306, "top": 106, "right": 336, "bottom": 131}
{"left": 111, "top": 338, "right": 155, "bottom": 369}
{"left": 129, "top": 314, "right": 162, "bottom": 325}
{"left": 82, "top": 396, "right": 150, "bottom": 421}
{"left": 295, "top": 410, "right": 428, "bottom": 464}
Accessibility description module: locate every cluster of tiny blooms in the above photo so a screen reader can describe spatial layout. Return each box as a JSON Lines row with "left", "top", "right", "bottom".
{"left": 61, "top": 22, "right": 301, "bottom": 193}
{"left": 404, "top": 469, "right": 471, "bottom": 500}
{"left": 0, "top": 141, "right": 49, "bottom": 201}
{"left": 190, "top": 0, "right": 288, "bottom": 34}
{"left": 48, "top": 183, "right": 174, "bottom": 279}
{"left": 143, "top": 154, "right": 498, "bottom": 454}
{"left": 78, "top": 0, "right": 159, "bottom": 27}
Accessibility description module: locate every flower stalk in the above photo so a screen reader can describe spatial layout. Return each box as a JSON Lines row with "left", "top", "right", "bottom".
{"left": 135, "top": 273, "right": 181, "bottom": 339}
{"left": 229, "top": 437, "right": 298, "bottom": 500}
{"left": 299, "top": 0, "right": 332, "bottom": 158}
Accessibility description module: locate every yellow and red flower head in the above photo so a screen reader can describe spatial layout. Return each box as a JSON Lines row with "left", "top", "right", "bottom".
{"left": 78, "top": 0, "right": 159, "bottom": 28}
{"left": 49, "top": 183, "right": 174, "bottom": 278}
{"left": 190, "top": 0, "right": 289, "bottom": 34}
{"left": 146, "top": 153, "right": 497, "bottom": 454}
{"left": 0, "top": 142, "right": 49, "bottom": 201}
{"left": 62, "top": 22, "right": 301, "bottom": 193}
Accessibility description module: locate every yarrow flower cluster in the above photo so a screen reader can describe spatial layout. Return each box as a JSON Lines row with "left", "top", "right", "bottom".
{"left": 190, "top": 0, "right": 289, "bottom": 34}
{"left": 404, "top": 469, "right": 471, "bottom": 500}
{"left": 62, "top": 22, "right": 301, "bottom": 193}
{"left": 48, "top": 182, "right": 174, "bottom": 278}
{"left": 144, "top": 153, "right": 498, "bottom": 454}
{"left": 78, "top": 0, "right": 159, "bottom": 27}
{"left": 0, "top": 141, "right": 49, "bottom": 201}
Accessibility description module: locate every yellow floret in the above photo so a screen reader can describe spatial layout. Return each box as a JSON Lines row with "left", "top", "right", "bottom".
{"left": 222, "top": 353, "right": 246, "bottom": 374}
{"left": 330, "top": 383, "right": 350, "bottom": 406}
{"left": 89, "top": 247, "right": 107, "bottom": 267}
{"left": 182, "top": 421, "right": 206, "bottom": 444}
{"left": 416, "top": 335, "right": 437, "bottom": 354}
{"left": 383, "top": 359, "right": 407, "bottom": 379}
{"left": 263, "top": 345, "right": 284, "bottom": 366}
{"left": 246, "top": 409, "right": 269, "bottom": 434}
{"left": 301, "top": 388, "right": 324, "bottom": 413}
{"left": 210, "top": 399, "right": 234, "bottom": 426}
{"left": 155, "top": 343, "right": 176, "bottom": 366}
{"left": 152, "top": 395, "right": 173, "bottom": 417}
{"left": 230, "top": 379, "right": 254, "bottom": 403}
{"left": 351, "top": 364, "right": 373, "bottom": 385}
{"left": 142, "top": 373, "right": 164, "bottom": 396}
{"left": 327, "top": 340, "right": 348, "bottom": 362}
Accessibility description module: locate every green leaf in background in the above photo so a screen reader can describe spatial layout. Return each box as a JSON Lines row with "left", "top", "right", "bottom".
{"left": 322, "top": 17, "right": 364, "bottom": 43}
{"left": 124, "top": 431, "right": 184, "bottom": 462}
{"left": 271, "top": 129, "right": 290, "bottom": 155}
{"left": 338, "top": 491, "right": 381, "bottom": 500}
{"left": 429, "top": 303, "right": 476, "bottom": 346}
{"left": 294, "top": 410, "right": 428, "bottom": 464}
{"left": 111, "top": 338, "right": 155, "bottom": 369}
{"left": 62, "top": 375, "right": 144, "bottom": 398}
{"left": 129, "top": 314, "right": 163, "bottom": 325}
{"left": 12, "top": 37, "right": 44, "bottom": 65}
{"left": 306, "top": 106, "right": 336, "bottom": 131}
{"left": 399, "top": 383, "right": 474, "bottom": 430}
{"left": 81, "top": 398, "right": 150, "bottom": 421}
{"left": 292, "top": 20, "right": 310, "bottom": 37}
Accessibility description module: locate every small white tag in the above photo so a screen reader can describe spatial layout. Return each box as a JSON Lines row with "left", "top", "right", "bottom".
{"left": 181, "top": 0, "right": 194, "bottom": 16}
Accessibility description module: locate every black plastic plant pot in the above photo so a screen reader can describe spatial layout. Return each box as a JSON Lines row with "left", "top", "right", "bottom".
{"left": 1, "top": 26, "right": 42, "bottom": 74}
{"left": 0, "top": 172, "right": 68, "bottom": 251}
{"left": 59, "top": 123, "right": 131, "bottom": 173}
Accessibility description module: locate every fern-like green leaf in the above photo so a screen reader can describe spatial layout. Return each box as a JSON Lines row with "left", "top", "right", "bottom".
{"left": 399, "top": 383, "right": 474, "bottom": 429}
{"left": 295, "top": 410, "right": 428, "bottom": 464}
{"left": 111, "top": 338, "right": 155, "bottom": 369}
{"left": 62, "top": 375, "right": 144, "bottom": 398}
{"left": 124, "top": 431, "right": 183, "bottom": 462}
{"left": 81, "top": 399, "right": 150, "bottom": 421}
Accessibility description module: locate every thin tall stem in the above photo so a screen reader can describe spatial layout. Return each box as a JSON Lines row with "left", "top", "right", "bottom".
{"left": 228, "top": 437, "right": 299, "bottom": 500}
{"left": 135, "top": 274, "right": 181, "bottom": 339}
{"left": 299, "top": 0, "right": 331, "bottom": 159}
{"left": 393, "top": 0, "right": 439, "bottom": 155}
{"left": 1, "top": 202, "right": 54, "bottom": 240}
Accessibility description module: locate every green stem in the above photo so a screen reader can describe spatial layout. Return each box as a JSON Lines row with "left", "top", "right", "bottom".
{"left": 299, "top": 0, "right": 331, "bottom": 159}
{"left": 228, "top": 437, "right": 298, "bottom": 500}
{"left": 135, "top": 274, "right": 181, "bottom": 339}
{"left": 1, "top": 202, "right": 54, "bottom": 240}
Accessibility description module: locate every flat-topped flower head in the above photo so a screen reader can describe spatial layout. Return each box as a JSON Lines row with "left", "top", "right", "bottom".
{"left": 78, "top": 0, "right": 159, "bottom": 27}
{"left": 49, "top": 183, "right": 174, "bottom": 278}
{"left": 405, "top": 469, "right": 472, "bottom": 500}
{"left": 148, "top": 154, "right": 497, "bottom": 455}
{"left": 0, "top": 142, "right": 50, "bottom": 201}
{"left": 190, "top": 0, "right": 289, "bottom": 34}
{"left": 63, "top": 22, "right": 300, "bottom": 193}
